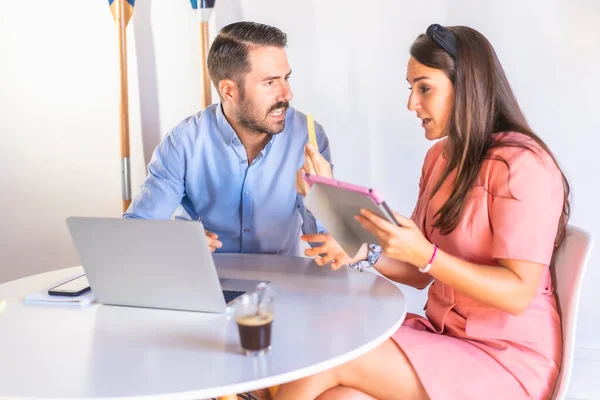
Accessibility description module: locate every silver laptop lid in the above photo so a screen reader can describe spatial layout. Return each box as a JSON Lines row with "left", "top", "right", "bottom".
{"left": 66, "top": 217, "right": 227, "bottom": 313}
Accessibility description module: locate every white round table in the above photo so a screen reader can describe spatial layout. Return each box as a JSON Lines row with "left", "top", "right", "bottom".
{"left": 0, "top": 254, "right": 406, "bottom": 399}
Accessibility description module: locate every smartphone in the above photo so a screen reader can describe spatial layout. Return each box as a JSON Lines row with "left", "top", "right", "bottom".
{"left": 48, "top": 275, "right": 91, "bottom": 297}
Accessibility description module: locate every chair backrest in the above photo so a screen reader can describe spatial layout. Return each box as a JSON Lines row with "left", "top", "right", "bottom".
{"left": 550, "top": 225, "right": 594, "bottom": 400}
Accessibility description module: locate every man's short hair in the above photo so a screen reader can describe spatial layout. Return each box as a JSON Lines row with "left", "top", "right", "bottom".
{"left": 207, "top": 21, "right": 287, "bottom": 92}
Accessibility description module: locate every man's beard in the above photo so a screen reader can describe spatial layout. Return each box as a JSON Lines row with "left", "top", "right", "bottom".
{"left": 237, "top": 96, "right": 290, "bottom": 135}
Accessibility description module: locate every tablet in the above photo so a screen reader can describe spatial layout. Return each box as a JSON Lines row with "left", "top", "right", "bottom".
{"left": 303, "top": 173, "right": 399, "bottom": 257}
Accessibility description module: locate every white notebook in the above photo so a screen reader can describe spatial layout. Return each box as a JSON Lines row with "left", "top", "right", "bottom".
{"left": 23, "top": 274, "right": 96, "bottom": 307}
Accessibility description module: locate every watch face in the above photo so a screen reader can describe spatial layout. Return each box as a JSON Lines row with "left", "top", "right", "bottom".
{"left": 348, "top": 260, "right": 370, "bottom": 272}
{"left": 348, "top": 244, "right": 382, "bottom": 272}
{"left": 367, "top": 244, "right": 382, "bottom": 265}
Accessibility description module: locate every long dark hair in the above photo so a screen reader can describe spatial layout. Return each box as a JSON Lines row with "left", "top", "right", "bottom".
{"left": 410, "top": 26, "right": 570, "bottom": 247}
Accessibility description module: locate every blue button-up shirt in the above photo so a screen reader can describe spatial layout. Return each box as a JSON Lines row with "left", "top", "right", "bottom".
{"left": 124, "top": 104, "right": 332, "bottom": 256}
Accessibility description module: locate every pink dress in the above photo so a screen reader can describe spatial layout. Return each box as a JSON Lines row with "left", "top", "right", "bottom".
{"left": 392, "top": 132, "right": 563, "bottom": 400}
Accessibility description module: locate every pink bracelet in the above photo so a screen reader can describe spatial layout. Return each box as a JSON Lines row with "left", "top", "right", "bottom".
{"left": 419, "top": 244, "right": 437, "bottom": 273}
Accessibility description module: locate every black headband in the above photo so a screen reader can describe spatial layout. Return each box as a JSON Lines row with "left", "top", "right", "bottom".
{"left": 426, "top": 24, "right": 458, "bottom": 61}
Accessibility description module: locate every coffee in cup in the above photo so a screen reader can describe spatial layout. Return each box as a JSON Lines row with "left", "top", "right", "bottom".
{"left": 234, "top": 283, "right": 274, "bottom": 356}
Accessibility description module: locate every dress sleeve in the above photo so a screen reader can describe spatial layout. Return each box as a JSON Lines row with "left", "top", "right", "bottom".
{"left": 489, "top": 147, "right": 564, "bottom": 265}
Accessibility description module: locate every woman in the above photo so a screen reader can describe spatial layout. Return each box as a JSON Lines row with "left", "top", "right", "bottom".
{"left": 285, "top": 24, "right": 570, "bottom": 400}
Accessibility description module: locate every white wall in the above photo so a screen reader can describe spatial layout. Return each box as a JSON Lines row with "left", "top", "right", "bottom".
{"left": 1, "top": 0, "right": 598, "bottom": 347}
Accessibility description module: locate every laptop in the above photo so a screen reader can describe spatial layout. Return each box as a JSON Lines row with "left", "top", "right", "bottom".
{"left": 66, "top": 217, "right": 263, "bottom": 313}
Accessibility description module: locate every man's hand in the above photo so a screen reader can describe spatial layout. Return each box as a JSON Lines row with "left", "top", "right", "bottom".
{"left": 296, "top": 143, "right": 333, "bottom": 196}
{"left": 205, "top": 230, "right": 223, "bottom": 252}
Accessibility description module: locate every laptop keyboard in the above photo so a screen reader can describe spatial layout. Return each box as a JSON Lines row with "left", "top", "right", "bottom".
{"left": 222, "top": 290, "right": 246, "bottom": 304}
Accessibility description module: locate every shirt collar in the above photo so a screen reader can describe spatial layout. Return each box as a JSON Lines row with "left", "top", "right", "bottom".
{"left": 215, "top": 103, "right": 239, "bottom": 146}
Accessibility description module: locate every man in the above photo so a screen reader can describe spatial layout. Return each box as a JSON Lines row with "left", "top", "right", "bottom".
{"left": 124, "top": 21, "right": 332, "bottom": 257}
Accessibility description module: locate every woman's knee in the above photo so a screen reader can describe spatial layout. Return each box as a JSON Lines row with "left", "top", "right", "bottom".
{"left": 315, "top": 386, "right": 377, "bottom": 400}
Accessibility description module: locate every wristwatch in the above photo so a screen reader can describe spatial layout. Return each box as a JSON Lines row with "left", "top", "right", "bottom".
{"left": 348, "top": 244, "right": 382, "bottom": 272}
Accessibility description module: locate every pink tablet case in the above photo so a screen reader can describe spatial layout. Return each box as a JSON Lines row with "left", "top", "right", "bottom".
{"left": 302, "top": 173, "right": 398, "bottom": 256}
{"left": 303, "top": 173, "right": 386, "bottom": 204}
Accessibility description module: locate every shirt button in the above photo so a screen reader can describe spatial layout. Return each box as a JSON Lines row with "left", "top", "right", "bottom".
{"left": 241, "top": 160, "right": 247, "bottom": 164}
{"left": 243, "top": 229, "right": 250, "bottom": 233}
{"left": 244, "top": 192, "right": 249, "bottom": 196}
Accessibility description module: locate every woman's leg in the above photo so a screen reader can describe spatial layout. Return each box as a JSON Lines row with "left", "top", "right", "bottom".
{"left": 274, "top": 338, "right": 429, "bottom": 400}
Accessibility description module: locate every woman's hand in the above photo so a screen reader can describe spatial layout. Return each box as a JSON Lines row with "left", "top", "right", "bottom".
{"left": 301, "top": 233, "right": 367, "bottom": 270}
{"left": 355, "top": 209, "right": 434, "bottom": 269}
{"left": 296, "top": 143, "right": 333, "bottom": 196}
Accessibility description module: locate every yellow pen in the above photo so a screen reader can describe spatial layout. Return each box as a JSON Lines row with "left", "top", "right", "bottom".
{"left": 306, "top": 113, "right": 318, "bottom": 150}
{"left": 0, "top": 300, "right": 6, "bottom": 313}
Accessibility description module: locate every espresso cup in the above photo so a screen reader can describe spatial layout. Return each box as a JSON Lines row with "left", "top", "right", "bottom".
{"left": 234, "top": 284, "right": 274, "bottom": 356}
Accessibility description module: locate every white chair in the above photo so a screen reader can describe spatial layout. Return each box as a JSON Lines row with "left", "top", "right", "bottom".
{"left": 550, "top": 225, "right": 595, "bottom": 400}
